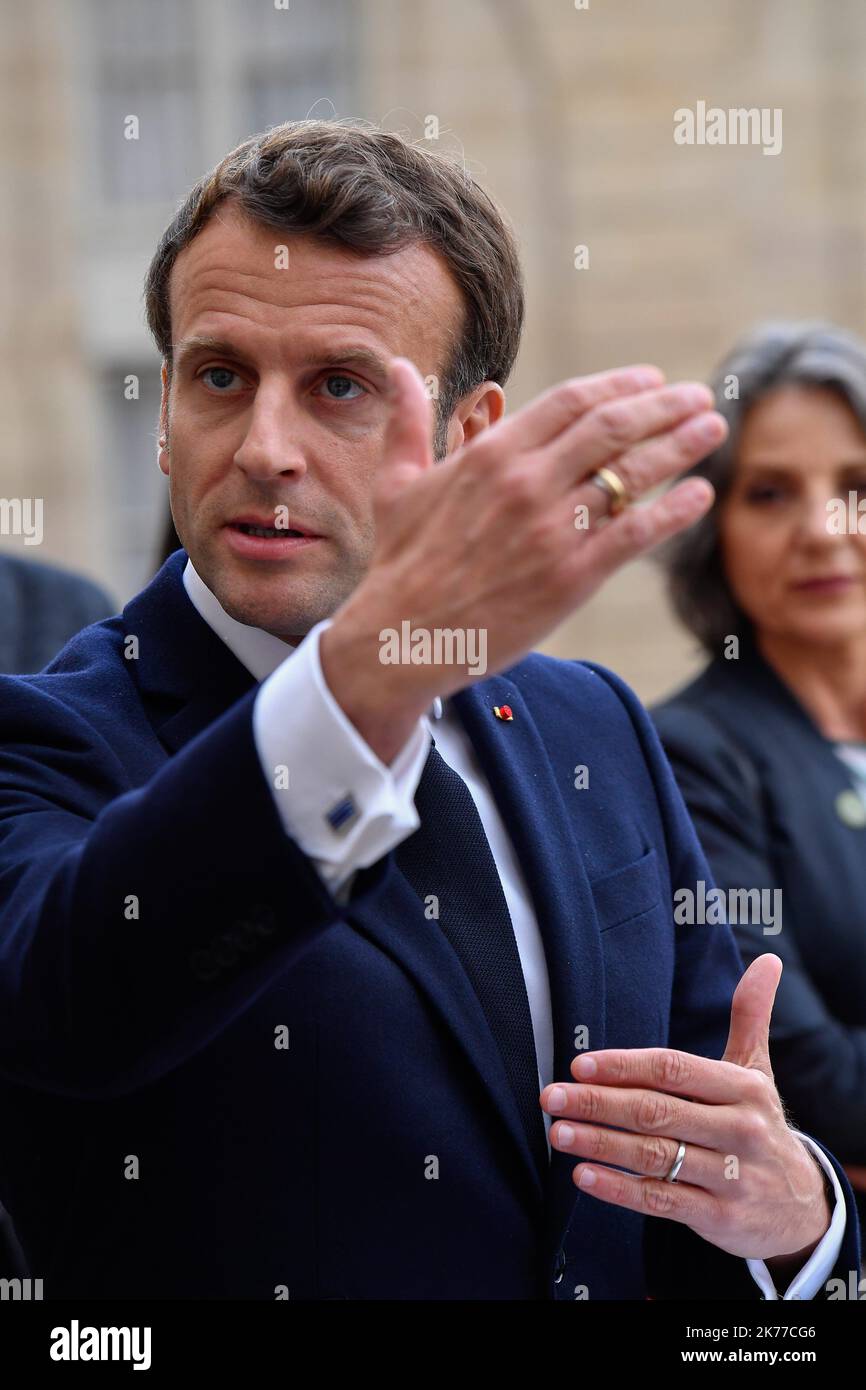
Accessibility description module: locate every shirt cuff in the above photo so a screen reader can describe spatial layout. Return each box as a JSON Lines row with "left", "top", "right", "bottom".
{"left": 252, "top": 618, "right": 432, "bottom": 895}
{"left": 745, "top": 1130, "right": 847, "bottom": 1300}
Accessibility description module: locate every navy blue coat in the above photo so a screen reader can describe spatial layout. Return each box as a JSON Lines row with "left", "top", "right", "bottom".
{"left": 0, "top": 552, "right": 859, "bottom": 1299}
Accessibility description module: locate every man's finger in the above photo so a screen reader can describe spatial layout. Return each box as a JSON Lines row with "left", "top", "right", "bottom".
{"left": 492, "top": 363, "right": 666, "bottom": 455}
{"left": 565, "top": 1045, "right": 765, "bottom": 1104}
{"left": 565, "top": 1163, "right": 716, "bottom": 1231}
{"left": 550, "top": 1119, "right": 723, "bottom": 1191}
{"left": 539, "top": 1080, "right": 733, "bottom": 1150}
{"left": 722, "top": 954, "right": 783, "bottom": 1074}
{"left": 563, "top": 476, "right": 715, "bottom": 604}
{"left": 571, "top": 409, "right": 727, "bottom": 527}
{"left": 377, "top": 356, "right": 435, "bottom": 506}
{"left": 549, "top": 381, "right": 714, "bottom": 487}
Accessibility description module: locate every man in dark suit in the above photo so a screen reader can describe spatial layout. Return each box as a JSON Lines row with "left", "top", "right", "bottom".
{"left": 0, "top": 553, "right": 113, "bottom": 1283}
{"left": 0, "top": 120, "right": 859, "bottom": 1300}
{"left": 0, "top": 554, "right": 113, "bottom": 675}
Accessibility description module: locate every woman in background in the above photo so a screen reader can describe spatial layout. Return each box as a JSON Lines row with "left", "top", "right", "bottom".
{"left": 651, "top": 322, "right": 866, "bottom": 1232}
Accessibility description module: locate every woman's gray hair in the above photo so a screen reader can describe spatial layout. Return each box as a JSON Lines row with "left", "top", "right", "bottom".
{"left": 658, "top": 321, "right": 866, "bottom": 654}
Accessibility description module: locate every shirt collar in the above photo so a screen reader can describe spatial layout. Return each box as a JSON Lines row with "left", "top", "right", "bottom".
{"left": 182, "top": 558, "right": 444, "bottom": 721}
{"left": 182, "top": 559, "right": 298, "bottom": 682}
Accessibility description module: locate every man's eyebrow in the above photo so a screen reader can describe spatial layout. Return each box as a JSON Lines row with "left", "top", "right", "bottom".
{"left": 313, "top": 346, "right": 391, "bottom": 381}
{"left": 173, "top": 335, "right": 391, "bottom": 381}
{"left": 174, "top": 336, "right": 239, "bottom": 371}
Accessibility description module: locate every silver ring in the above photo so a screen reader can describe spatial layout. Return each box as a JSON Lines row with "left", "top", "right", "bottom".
{"left": 664, "top": 1140, "right": 687, "bottom": 1183}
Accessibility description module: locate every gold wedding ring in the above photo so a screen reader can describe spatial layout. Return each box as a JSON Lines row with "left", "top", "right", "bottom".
{"left": 588, "top": 466, "right": 629, "bottom": 516}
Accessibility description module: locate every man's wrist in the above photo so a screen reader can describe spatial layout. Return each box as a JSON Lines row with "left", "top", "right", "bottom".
{"left": 763, "top": 1146, "right": 834, "bottom": 1286}
{"left": 319, "top": 604, "right": 437, "bottom": 765}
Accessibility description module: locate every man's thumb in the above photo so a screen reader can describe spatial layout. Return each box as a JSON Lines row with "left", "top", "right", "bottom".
{"left": 377, "top": 357, "right": 434, "bottom": 505}
{"left": 722, "top": 953, "right": 782, "bottom": 1074}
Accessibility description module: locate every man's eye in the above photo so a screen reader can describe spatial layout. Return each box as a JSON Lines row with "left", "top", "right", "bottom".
{"left": 200, "top": 366, "right": 242, "bottom": 392}
{"left": 317, "top": 374, "right": 366, "bottom": 401}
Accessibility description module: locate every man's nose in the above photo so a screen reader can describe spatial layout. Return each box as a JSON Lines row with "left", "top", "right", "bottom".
{"left": 233, "top": 385, "right": 309, "bottom": 481}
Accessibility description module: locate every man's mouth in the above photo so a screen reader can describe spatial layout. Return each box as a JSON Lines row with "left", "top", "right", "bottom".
{"left": 223, "top": 516, "right": 324, "bottom": 560}
{"left": 231, "top": 522, "right": 309, "bottom": 539}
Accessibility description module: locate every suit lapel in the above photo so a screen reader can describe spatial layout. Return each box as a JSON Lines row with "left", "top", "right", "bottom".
{"left": 450, "top": 673, "right": 608, "bottom": 1251}
{"left": 122, "top": 551, "right": 259, "bottom": 754}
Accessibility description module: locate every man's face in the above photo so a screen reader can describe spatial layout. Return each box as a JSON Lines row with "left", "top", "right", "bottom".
{"left": 158, "top": 203, "right": 470, "bottom": 641}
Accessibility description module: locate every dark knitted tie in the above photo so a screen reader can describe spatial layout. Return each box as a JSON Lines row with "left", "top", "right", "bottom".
{"left": 396, "top": 742, "right": 549, "bottom": 1182}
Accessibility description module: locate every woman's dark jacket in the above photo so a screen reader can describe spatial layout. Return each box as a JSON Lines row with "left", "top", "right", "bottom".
{"left": 651, "top": 640, "right": 866, "bottom": 1191}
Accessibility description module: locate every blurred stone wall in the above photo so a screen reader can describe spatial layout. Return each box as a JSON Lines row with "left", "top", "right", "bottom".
{"left": 359, "top": 0, "right": 866, "bottom": 700}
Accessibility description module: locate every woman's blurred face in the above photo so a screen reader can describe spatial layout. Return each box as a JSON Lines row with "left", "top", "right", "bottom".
{"left": 718, "top": 385, "right": 866, "bottom": 649}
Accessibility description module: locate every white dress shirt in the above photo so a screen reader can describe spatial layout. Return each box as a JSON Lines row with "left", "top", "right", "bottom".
{"left": 182, "top": 558, "right": 847, "bottom": 1300}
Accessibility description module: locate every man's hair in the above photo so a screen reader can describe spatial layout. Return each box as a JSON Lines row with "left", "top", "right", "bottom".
{"left": 656, "top": 319, "right": 866, "bottom": 654}
{"left": 143, "top": 117, "right": 524, "bottom": 445}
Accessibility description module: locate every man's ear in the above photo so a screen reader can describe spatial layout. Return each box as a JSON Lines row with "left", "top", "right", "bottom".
{"left": 157, "top": 361, "right": 171, "bottom": 476}
{"left": 446, "top": 380, "right": 506, "bottom": 453}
